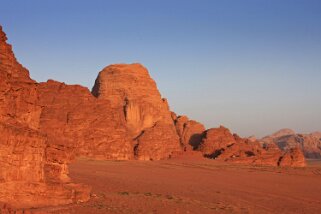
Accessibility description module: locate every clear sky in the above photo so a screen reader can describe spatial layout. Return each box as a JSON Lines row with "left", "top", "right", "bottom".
{"left": 1, "top": 0, "right": 321, "bottom": 137}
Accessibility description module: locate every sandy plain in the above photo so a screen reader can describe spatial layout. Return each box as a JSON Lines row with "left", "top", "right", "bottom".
{"left": 30, "top": 158, "right": 321, "bottom": 214}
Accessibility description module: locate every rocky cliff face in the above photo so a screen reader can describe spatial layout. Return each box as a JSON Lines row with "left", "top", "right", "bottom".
{"left": 92, "top": 64, "right": 170, "bottom": 136}
{"left": 0, "top": 26, "right": 90, "bottom": 209}
{"left": 37, "top": 80, "right": 133, "bottom": 160}
{"left": 262, "top": 130, "right": 321, "bottom": 159}
{"left": 92, "top": 64, "right": 182, "bottom": 160}
{"left": 0, "top": 26, "right": 41, "bottom": 129}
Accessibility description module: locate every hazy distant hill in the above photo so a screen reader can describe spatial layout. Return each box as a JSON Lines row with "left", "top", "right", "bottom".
{"left": 261, "top": 130, "right": 321, "bottom": 159}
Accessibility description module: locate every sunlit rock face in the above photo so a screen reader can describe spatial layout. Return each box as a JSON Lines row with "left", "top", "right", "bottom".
{"left": 37, "top": 80, "right": 134, "bottom": 161}
{"left": 198, "top": 126, "right": 237, "bottom": 157}
{"left": 279, "top": 147, "right": 306, "bottom": 167}
{"left": 0, "top": 123, "right": 91, "bottom": 208}
{"left": 92, "top": 64, "right": 171, "bottom": 135}
{"left": 0, "top": 26, "right": 41, "bottom": 129}
{"left": 0, "top": 26, "right": 90, "bottom": 208}
{"left": 92, "top": 64, "right": 182, "bottom": 160}
{"left": 197, "top": 126, "right": 306, "bottom": 167}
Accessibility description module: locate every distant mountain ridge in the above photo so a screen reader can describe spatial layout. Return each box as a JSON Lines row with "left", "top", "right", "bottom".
{"left": 261, "top": 129, "right": 321, "bottom": 159}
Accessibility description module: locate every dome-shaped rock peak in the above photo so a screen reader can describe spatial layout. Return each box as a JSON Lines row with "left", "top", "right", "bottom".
{"left": 92, "top": 63, "right": 182, "bottom": 160}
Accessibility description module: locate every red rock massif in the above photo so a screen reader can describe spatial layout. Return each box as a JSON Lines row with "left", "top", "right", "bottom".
{"left": 0, "top": 26, "right": 90, "bottom": 209}
{"left": 0, "top": 25, "right": 307, "bottom": 209}
{"left": 92, "top": 64, "right": 181, "bottom": 160}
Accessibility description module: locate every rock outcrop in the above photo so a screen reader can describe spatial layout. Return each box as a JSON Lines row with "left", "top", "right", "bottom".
{"left": 215, "top": 135, "right": 283, "bottom": 166}
{"left": 198, "top": 126, "right": 306, "bottom": 167}
{"left": 0, "top": 26, "right": 90, "bottom": 208}
{"left": 198, "top": 126, "right": 236, "bottom": 158}
{"left": 92, "top": 64, "right": 170, "bottom": 136}
{"left": 37, "top": 80, "right": 133, "bottom": 160}
{"left": 0, "top": 26, "right": 41, "bottom": 129}
{"left": 279, "top": 147, "right": 306, "bottom": 167}
{"left": 172, "top": 113, "right": 205, "bottom": 151}
{"left": 92, "top": 64, "right": 182, "bottom": 160}
{"left": 262, "top": 129, "right": 321, "bottom": 159}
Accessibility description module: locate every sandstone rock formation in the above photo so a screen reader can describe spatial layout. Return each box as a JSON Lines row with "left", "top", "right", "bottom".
{"left": 0, "top": 24, "right": 308, "bottom": 210}
{"left": 198, "top": 126, "right": 236, "bottom": 158}
{"left": 262, "top": 129, "right": 321, "bottom": 159}
{"left": 92, "top": 64, "right": 170, "bottom": 136}
{"left": 92, "top": 64, "right": 182, "bottom": 160}
{"left": 216, "top": 135, "right": 283, "bottom": 166}
{"left": 0, "top": 26, "right": 90, "bottom": 209}
{"left": 37, "top": 80, "right": 133, "bottom": 160}
{"left": 198, "top": 126, "right": 306, "bottom": 167}
{"left": 172, "top": 113, "right": 205, "bottom": 151}
{"left": 279, "top": 147, "right": 306, "bottom": 167}
{"left": 0, "top": 26, "right": 41, "bottom": 129}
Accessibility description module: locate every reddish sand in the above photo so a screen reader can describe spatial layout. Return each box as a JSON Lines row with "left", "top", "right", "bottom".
{"left": 31, "top": 159, "right": 321, "bottom": 214}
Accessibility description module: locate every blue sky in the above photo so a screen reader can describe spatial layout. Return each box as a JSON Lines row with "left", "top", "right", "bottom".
{"left": 1, "top": 0, "right": 321, "bottom": 137}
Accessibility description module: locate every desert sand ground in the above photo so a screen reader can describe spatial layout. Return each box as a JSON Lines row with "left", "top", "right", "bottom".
{"left": 32, "top": 158, "right": 321, "bottom": 214}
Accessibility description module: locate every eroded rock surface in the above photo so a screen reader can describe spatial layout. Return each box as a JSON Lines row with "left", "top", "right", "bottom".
{"left": 198, "top": 126, "right": 236, "bottom": 158}
{"left": 172, "top": 114, "right": 205, "bottom": 151}
{"left": 216, "top": 135, "right": 283, "bottom": 166}
{"left": 198, "top": 126, "right": 306, "bottom": 167}
{"left": 38, "top": 80, "right": 133, "bottom": 160}
{"left": 0, "top": 26, "right": 90, "bottom": 208}
{"left": 0, "top": 27, "right": 41, "bottom": 129}
{"left": 92, "top": 64, "right": 182, "bottom": 160}
{"left": 279, "top": 147, "right": 306, "bottom": 167}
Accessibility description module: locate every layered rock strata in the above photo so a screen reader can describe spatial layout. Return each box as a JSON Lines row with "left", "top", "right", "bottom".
{"left": 37, "top": 80, "right": 133, "bottom": 160}
{"left": 92, "top": 64, "right": 182, "bottom": 160}
{"left": 0, "top": 26, "right": 90, "bottom": 208}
